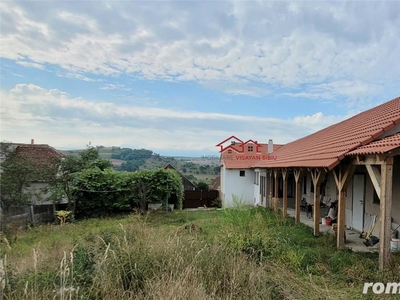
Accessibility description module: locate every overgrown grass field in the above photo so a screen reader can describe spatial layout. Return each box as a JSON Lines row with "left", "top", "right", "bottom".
{"left": 1, "top": 207, "right": 400, "bottom": 299}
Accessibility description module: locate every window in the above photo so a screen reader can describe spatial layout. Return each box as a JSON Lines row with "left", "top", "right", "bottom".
{"left": 228, "top": 149, "right": 232, "bottom": 154}
{"left": 240, "top": 170, "right": 245, "bottom": 177}
{"left": 248, "top": 145, "right": 253, "bottom": 152}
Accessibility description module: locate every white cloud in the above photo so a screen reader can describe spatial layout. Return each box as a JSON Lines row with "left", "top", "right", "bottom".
{"left": 0, "top": 84, "right": 347, "bottom": 153}
{"left": 100, "top": 83, "right": 131, "bottom": 91}
{"left": 1, "top": 1, "right": 399, "bottom": 102}
{"left": 16, "top": 60, "right": 45, "bottom": 70}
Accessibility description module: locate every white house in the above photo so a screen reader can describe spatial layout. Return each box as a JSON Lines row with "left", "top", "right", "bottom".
{"left": 217, "top": 136, "right": 282, "bottom": 207}
{"left": 218, "top": 96, "right": 400, "bottom": 270}
{"left": 0, "top": 141, "right": 64, "bottom": 206}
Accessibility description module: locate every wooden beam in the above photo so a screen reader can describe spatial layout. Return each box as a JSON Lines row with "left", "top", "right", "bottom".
{"left": 342, "top": 165, "right": 356, "bottom": 190}
{"left": 268, "top": 170, "right": 273, "bottom": 208}
{"left": 311, "top": 169, "right": 326, "bottom": 236}
{"left": 353, "top": 156, "right": 385, "bottom": 165}
{"left": 262, "top": 170, "right": 267, "bottom": 207}
{"left": 379, "top": 158, "right": 393, "bottom": 270}
{"left": 274, "top": 169, "right": 279, "bottom": 209}
{"left": 334, "top": 165, "right": 356, "bottom": 248}
{"left": 356, "top": 155, "right": 365, "bottom": 163}
{"left": 294, "top": 169, "right": 302, "bottom": 224}
{"left": 365, "top": 165, "right": 381, "bottom": 199}
{"left": 333, "top": 169, "right": 339, "bottom": 188}
{"left": 282, "top": 169, "right": 288, "bottom": 217}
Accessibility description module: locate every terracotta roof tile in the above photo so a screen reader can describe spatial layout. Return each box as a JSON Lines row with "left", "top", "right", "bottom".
{"left": 252, "top": 96, "right": 400, "bottom": 170}
{"left": 345, "top": 132, "right": 400, "bottom": 156}
{"left": 14, "top": 144, "right": 64, "bottom": 168}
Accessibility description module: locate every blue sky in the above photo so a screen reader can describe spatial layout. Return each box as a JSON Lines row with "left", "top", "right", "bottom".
{"left": 1, "top": 1, "right": 399, "bottom": 156}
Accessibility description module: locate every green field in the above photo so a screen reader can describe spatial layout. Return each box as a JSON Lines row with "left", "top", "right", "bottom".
{"left": 2, "top": 207, "right": 399, "bottom": 299}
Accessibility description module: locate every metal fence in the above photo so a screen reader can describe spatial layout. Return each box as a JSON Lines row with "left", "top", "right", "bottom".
{"left": 0, "top": 204, "right": 68, "bottom": 231}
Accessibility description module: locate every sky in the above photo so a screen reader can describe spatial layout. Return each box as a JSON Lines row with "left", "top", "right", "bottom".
{"left": 1, "top": 0, "right": 399, "bottom": 156}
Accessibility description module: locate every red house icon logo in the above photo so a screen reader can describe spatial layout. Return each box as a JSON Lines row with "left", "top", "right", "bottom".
{"left": 216, "top": 136, "right": 262, "bottom": 153}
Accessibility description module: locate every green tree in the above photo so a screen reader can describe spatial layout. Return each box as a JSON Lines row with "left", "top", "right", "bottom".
{"left": 70, "top": 168, "right": 184, "bottom": 216}
{"left": 0, "top": 143, "right": 61, "bottom": 207}
{"left": 0, "top": 152, "right": 37, "bottom": 207}
{"left": 73, "top": 168, "right": 134, "bottom": 218}
{"left": 119, "top": 160, "right": 140, "bottom": 172}
{"left": 130, "top": 168, "right": 184, "bottom": 211}
{"left": 48, "top": 146, "right": 112, "bottom": 215}
{"left": 196, "top": 181, "right": 209, "bottom": 191}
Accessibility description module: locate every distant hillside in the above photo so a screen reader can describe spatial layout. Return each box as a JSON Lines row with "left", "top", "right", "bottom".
{"left": 59, "top": 146, "right": 220, "bottom": 185}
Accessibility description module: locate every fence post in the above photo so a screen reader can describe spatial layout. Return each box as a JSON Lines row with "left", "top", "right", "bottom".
{"left": 30, "top": 205, "right": 35, "bottom": 225}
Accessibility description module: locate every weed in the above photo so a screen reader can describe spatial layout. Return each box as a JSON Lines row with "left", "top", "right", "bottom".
{"left": 1, "top": 207, "right": 399, "bottom": 299}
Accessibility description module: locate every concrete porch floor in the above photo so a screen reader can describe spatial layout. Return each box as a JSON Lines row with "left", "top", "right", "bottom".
{"left": 286, "top": 208, "right": 379, "bottom": 253}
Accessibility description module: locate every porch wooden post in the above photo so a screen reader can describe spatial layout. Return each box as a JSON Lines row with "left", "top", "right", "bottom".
{"left": 264, "top": 171, "right": 268, "bottom": 207}
{"left": 311, "top": 169, "right": 325, "bottom": 237}
{"left": 294, "top": 169, "right": 302, "bottom": 224}
{"left": 282, "top": 169, "right": 288, "bottom": 216}
{"left": 379, "top": 157, "right": 393, "bottom": 270}
{"left": 272, "top": 169, "right": 278, "bottom": 209}
{"left": 268, "top": 170, "right": 273, "bottom": 208}
{"left": 337, "top": 189, "right": 346, "bottom": 248}
{"left": 333, "top": 165, "right": 356, "bottom": 248}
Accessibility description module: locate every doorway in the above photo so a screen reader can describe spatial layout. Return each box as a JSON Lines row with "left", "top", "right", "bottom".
{"left": 352, "top": 174, "right": 365, "bottom": 231}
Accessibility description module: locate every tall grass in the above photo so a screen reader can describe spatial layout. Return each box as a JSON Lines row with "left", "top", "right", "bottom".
{"left": 1, "top": 207, "right": 399, "bottom": 299}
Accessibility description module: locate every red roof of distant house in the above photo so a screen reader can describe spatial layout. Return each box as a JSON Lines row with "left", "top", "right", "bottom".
{"left": 209, "top": 175, "right": 220, "bottom": 190}
{"left": 345, "top": 132, "right": 400, "bottom": 156}
{"left": 252, "top": 96, "right": 400, "bottom": 170}
{"left": 14, "top": 144, "right": 64, "bottom": 168}
{"left": 163, "top": 163, "right": 197, "bottom": 189}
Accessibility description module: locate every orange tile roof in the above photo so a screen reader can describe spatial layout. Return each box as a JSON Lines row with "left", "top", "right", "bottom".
{"left": 345, "top": 132, "right": 400, "bottom": 156}
{"left": 252, "top": 96, "right": 400, "bottom": 170}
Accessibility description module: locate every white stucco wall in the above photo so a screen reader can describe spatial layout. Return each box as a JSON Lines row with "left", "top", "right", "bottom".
{"left": 340, "top": 160, "right": 400, "bottom": 237}
{"left": 220, "top": 165, "right": 226, "bottom": 203}
{"left": 223, "top": 168, "right": 255, "bottom": 207}
{"left": 27, "top": 182, "right": 53, "bottom": 204}
{"left": 253, "top": 170, "right": 260, "bottom": 205}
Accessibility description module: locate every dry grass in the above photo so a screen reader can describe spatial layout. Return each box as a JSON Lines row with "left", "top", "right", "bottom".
{"left": 1, "top": 208, "right": 399, "bottom": 299}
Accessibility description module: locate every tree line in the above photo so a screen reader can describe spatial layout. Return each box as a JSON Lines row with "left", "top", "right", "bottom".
{"left": 111, "top": 147, "right": 154, "bottom": 172}
{"left": 0, "top": 146, "right": 183, "bottom": 219}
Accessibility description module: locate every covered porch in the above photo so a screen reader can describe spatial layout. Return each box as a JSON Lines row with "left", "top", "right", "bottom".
{"left": 260, "top": 154, "right": 397, "bottom": 269}
{"left": 286, "top": 208, "right": 379, "bottom": 253}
